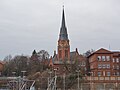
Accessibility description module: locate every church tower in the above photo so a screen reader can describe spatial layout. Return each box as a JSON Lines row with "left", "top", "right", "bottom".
{"left": 58, "top": 6, "right": 70, "bottom": 61}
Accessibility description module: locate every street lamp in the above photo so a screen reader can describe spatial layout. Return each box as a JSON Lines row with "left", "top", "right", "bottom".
{"left": 54, "top": 68, "right": 57, "bottom": 76}
{"left": 89, "top": 72, "right": 93, "bottom": 90}
{"left": 48, "top": 70, "right": 52, "bottom": 80}
{"left": 76, "top": 69, "right": 80, "bottom": 90}
{"left": 21, "top": 71, "right": 26, "bottom": 78}
{"left": 54, "top": 68, "right": 57, "bottom": 90}
{"left": 115, "top": 76, "right": 118, "bottom": 90}
{"left": 21, "top": 71, "right": 27, "bottom": 89}
{"left": 63, "top": 67, "right": 66, "bottom": 90}
{"left": 12, "top": 71, "right": 16, "bottom": 90}
{"left": 48, "top": 69, "right": 52, "bottom": 90}
{"left": 12, "top": 71, "right": 16, "bottom": 77}
{"left": 63, "top": 73, "right": 66, "bottom": 90}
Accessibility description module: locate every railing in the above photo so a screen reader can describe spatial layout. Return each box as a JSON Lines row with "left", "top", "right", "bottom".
{"left": 0, "top": 77, "right": 35, "bottom": 90}
{"left": 47, "top": 76, "right": 57, "bottom": 90}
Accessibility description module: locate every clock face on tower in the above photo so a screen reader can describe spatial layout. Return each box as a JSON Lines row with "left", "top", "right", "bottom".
{"left": 59, "top": 40, "right": 69, "bottom": 47}
{"left": 59, "top": 43, "right": 64, "bottom": 47}
{"left": 65, "top": 41, "right": 68, "bottom": 46}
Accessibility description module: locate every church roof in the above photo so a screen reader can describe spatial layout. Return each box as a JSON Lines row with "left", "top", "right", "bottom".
{"left": 59, "top": 6, "right": 68, "bottom": 40}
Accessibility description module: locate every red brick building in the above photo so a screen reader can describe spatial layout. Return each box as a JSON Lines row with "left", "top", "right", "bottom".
{"left": 88, "top": 48, "right": 120, "bottom": 77}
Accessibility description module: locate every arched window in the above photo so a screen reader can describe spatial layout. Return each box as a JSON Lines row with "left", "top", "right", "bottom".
{"left": 59, "top": 50, "right": 62, "bottom": 58}
{"left": 65, "top": 50, "right": 68, "bottom": 57}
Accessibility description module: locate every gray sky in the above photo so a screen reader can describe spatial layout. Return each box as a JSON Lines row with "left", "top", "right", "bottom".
{"left": 0, "top": 0, "right": 120, "bottom": 60}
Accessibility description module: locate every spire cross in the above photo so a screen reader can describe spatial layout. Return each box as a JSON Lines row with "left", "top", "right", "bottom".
{"left": 63, "top": 5, "right": 64, "bottom": 8}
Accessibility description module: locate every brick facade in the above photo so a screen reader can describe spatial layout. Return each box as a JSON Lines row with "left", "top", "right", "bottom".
{"left": 88, "top": 48, "right": 120, "bottom": 77}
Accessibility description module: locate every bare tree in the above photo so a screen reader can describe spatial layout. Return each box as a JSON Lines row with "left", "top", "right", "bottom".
{"left": 83, "top": 49, "right": 94, "bottom": 57}
{"left": 37, "top": 50, "right": 49, "bottom": 61}
{"left": 3, "top": 55, "right": 29, "bottom": 76}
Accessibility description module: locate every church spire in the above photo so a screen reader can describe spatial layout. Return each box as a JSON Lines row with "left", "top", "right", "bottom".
{"left": 59, "top": 6, "right": 68, "bottom": 40}
{"left": 61, "top": 5, "right": 66, "bottom": 28}
{"left": 58, "top": 6, "right": 70, "bottom": 61}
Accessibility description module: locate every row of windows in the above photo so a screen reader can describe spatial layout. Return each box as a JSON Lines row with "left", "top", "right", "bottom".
{"left": 98, "top": 64, "right": 110, "bottom": 69}
{"left": 98, "top": 72, "right": 120, "bottom": 76}
{"left": 113, "top": 72, "right": 120, "bottom": 76}
{"left": 80, "top": 61, "right": 86, "bottom": 66}
{"left": 97, "top": 56, "right": 120, "bottom": 63}
{"left": 113, "top": 65, "right": 119, "bottom": 70}
{"left": 98, "top": 64, "right": 120, "bottom": 69}
{"left": 98, "top": 71, "right": 111, "bottom": 76}
{"left": 97, "top": 56, "right": 110, "bottom": 61}
{"left": 113, "top": 58, "right": 119, "bottom": 63}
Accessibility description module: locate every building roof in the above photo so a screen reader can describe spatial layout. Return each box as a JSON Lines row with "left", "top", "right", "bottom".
{"left": 112, "top": 51, "right": 120, "bottom": 57}
{"left": 59, "top": 6, "right": 68, "bottom": 40}
{"left": 87, "top": 48, "right": 112, "bottom": 58}
{"left": 95, "top": 48, "right": 112, "bottom": 54}
{"left": 70, "top": 51, "right": 78, "bottom": 61}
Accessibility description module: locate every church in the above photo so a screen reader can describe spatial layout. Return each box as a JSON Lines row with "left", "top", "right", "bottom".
{"left": 49, "top": 6, "right": 87, "bottom": 75}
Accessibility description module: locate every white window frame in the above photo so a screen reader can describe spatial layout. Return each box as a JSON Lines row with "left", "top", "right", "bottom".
{"left": 102, "top": 56, "right": 106, "bottom": 61}
{"left": 98, "top": 64, "right": 102, "bottom": 69}
{"left": 113, "top": 58, "right": 115, "bottom": 62}
{"left": 97, "top": 56, "right": 101, "bottom": 61}
{"left": 102, "top": 64, "right": 106, "bottom": 68}
{"left": 107, "top": 72, "right": 111, "bottom": 76}
{"left": 98, "top": 72, "right": 101, "bottom": 76}
{"left": 106, "top": 64, "right": 110, "bottom": 68}
{"left": 116, "top": 72, "right": 119, "bottom": 76}
{"left": 106, "top": 56, "right": 110, "bottom": 61}
{"left": 116, "top": 65, "right": 119, "bottom": 70}
{"left": 116, "top": 58, "right": 119, "bottom": 63}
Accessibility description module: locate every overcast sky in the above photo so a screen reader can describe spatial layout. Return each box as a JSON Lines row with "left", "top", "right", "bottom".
{"left": 0, "top": 0, "right": 120, "bottom": 60}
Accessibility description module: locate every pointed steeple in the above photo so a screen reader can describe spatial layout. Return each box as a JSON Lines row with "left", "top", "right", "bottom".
{"left": 61, "top": 5, "right": 66, "bottom": 28}
{"left": 59, "top": 6, "right": 68, "bottom": 40}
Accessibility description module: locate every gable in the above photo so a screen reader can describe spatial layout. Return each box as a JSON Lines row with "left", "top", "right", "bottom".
{"left": 88, "top": 48, "right": 112, "bottom": 58}
{"left": 95, "top": 48, "right": 112, "bottom": 54}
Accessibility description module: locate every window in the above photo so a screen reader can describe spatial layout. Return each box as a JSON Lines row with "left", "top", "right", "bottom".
{"left": 102, "top": 56, "right": 105, "bottom": 61}
{"left": 65, "top": 50, "right": 68, "bottom": 58}
{"left": 113, "top": 58, "right": 115, "bottom": 62}
{"left": 113, "top": 72, "right": 116, "bottom": 76}
{"left": 98, "top": 72, "right": 101, "bottom": 76}
{"left": 116, "top": 65, "right": 119, "bottom": 70}
{"left": 81, "top": 61, "right": 86, "bottom": 66}
{"left": 116, "top": 58, "right": 119, "bottom": 63}
{"left": 106, "top": 56, "right": 110, "bottom": 61}
{"left": 113, "top": 65, "right": 115, "bottom": 69}
{"left": 98, "top": 64, "right": 102, "bottom": 69}
{"left": 116, "top": 72, "right": 119, "bottom": 76}
{"left": 106, "top": 64, "right": 110, "bottom": 68}
{"left": 59, "top": 50, "right": 62, "bottom": 58}
{"left": 107, "top": 72, "right": 111, "bottom": 76}
{"left": 102, "top": 64, "right": 106, "bottom": 68}
{"left": 89, "top": 58, "right": 92, "bottom": 63}
{"left": 97, "top": 56, "right": 101, "bottom": 61}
